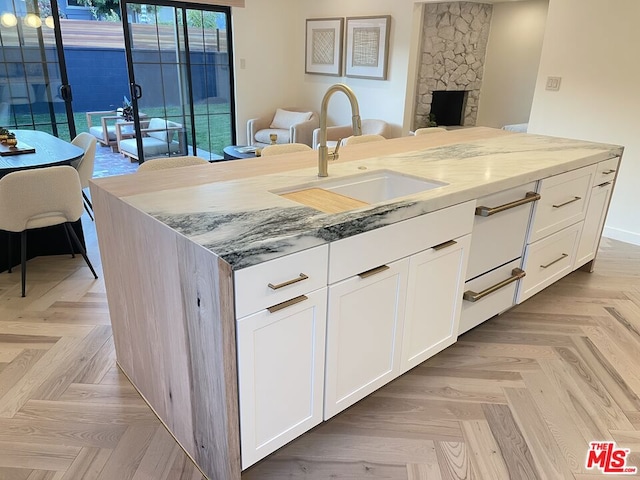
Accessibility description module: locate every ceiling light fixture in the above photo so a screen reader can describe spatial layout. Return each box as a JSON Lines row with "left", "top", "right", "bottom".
{"left": 44, "top": 15, "right": 55, "bottom": 28}
{"left": 0, "top": 12, "right": 18, "bottom": 27}
{"left": 24, "top": 13, "right": 42, "bottom": 28}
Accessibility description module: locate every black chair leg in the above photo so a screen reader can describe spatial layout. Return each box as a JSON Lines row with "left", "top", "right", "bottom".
{"left": 7, "top": 232, "right": 12, "bottom": 274}
{"left": 65, "top": 223, "right": 98, "bottom": 280}
{"left": 62, "top": 223, "right": 75, "bottom": 258}
{"left": 83, "top": 191, "right": 94, "bottom": 222}
{"left": 21, "top": 230, "right": 27, "bottom": 297}
{"left": 82, "top": 190, "right": 93, "bottom": 211}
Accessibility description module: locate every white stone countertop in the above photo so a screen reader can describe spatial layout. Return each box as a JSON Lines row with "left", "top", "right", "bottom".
{"left": 121, "top": 133, "right": 622, "bottom": 270}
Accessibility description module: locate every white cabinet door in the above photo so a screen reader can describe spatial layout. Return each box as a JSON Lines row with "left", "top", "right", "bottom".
{"left": 574, "top": 181, "right": 613, "bottom": 269}
{"left": 237, "top": 288, "right": 327, "bottom": 469}
{"left": 324, "top": 258, "right": 409, "bottom": 420}
{"left": 401, "top": 234, "right": 471, "bottom": 373}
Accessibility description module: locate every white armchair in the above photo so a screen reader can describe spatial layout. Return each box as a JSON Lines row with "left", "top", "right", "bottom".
{"left": 312, "top": 119, "right": 390, "bottom": 149}
{"left": 247, "top": 107, "right": 318, "bottom": 148}
{"left": 116, "top": 118, "right": 186, "bottom": 162}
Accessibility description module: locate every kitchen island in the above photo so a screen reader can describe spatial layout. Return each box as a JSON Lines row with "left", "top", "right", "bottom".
{"left": 90, "top": 127, "right": 622, "bottom": 479}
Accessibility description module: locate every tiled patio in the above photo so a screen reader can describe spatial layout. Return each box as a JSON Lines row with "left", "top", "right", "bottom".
{"left": 93, "top": 144, "right": 140, "bottom": 178}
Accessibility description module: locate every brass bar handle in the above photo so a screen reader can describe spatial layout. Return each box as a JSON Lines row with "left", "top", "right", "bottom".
{"left": 552, "top": 196, "right": 581, "bottom": 208}
{"left": 267, "top": 295, "right": 308, "bottom": 313}
{"left": 475, "top": 192, "right": 540, "bottom": 217}
{"left": 463, "top": 268, "right": 526, "bottom": 303}
{"left": 602, "top": 169, "right": 616, "bottom": 175}
{"left": 596, "top": 181, "right": 612, "bottom": 188}
{"left": 540, "top": 253, "right": 568, "bottom": 269}
{"left": 268, "top": 273, "right": 309, "bottom": 290}
{"left": 432, "top": 239, "right": 457, "bottom": 251}
{"left": 358, "top": 265, "right": 390, "bottom": 279}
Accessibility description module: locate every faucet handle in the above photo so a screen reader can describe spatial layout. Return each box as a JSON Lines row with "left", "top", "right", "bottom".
{"left": 330, "top": 139, "right": 342, "bottom": 161}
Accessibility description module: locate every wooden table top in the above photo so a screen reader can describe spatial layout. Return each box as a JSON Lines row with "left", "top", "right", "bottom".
{"left": 0, "top": 130, "right": 84, "bottom": 176}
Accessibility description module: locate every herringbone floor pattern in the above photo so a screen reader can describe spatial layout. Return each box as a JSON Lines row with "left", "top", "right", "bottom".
{"left": 1, "top": 215, "right": 638, "bottom": 479}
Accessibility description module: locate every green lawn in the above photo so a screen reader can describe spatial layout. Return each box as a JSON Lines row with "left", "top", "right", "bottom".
{"left": 10, "top": 102, "right": 233, "bottom": 157}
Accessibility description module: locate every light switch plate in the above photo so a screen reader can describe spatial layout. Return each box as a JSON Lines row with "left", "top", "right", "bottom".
{"left": 546, "top": 76, "right": 561, "bottom": 91}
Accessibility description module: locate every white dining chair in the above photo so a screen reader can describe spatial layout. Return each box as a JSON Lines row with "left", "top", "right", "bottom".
{"left": 71, "top": 132, "right": 97, "bottom": 221}
{"left": 260, "top": 143, "right": 312, "bottom": 156}
{"left": 342, "top": 134, "right": 386, "bottom": 146}
{"left": 0, "top": 166, "right": 98, "bottom": 297}
{"left": 137, "top": 155, "right": 209, "bottom": 172}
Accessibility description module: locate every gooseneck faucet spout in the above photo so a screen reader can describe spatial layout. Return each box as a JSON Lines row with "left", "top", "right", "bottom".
{"left": 318, "top": 84, "right": 362, "bottom": 177}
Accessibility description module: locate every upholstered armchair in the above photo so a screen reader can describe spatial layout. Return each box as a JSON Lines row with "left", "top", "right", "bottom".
{"left": 312, "top": 119, "right": 391, "bottom": 149}
{"left": 116, "top": 118, "right": 186, "bottom": 162}
{"left": 247, "top": 107, "right": 318, "bottom": 148}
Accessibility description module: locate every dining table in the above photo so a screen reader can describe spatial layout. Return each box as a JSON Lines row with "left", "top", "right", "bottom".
{"left": 1, "top": 129, "right": 87, "bottom": 273}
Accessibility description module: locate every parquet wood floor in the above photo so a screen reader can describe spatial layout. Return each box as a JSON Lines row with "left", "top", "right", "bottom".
{"left": 1, "top": 214, "right": 638, "bottom": 479}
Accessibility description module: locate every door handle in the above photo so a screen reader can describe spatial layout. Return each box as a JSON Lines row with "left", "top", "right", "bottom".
{"left": 60, "top": 84, "right": 73, "bottom": 102}
{"left": 132, "top": 83, "right": 142, "bottom": 100}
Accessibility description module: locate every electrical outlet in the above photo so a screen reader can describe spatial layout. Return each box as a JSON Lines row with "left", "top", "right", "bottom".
{"left": 546, "top": 76, "right": 561, "bottom": 91}
{"left": 240, "top": 58, "right": 246, "bottom": 69}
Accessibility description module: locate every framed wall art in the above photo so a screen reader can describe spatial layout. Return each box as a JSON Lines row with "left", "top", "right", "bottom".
{"left": 345, "top": 15, "right": 391, "bottom": 80}
{"left": 305, "top": 18, "right": 344, "bottom": 76}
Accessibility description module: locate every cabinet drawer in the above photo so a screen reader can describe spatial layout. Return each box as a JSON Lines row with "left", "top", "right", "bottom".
{"left": 528, "top": 165, "right": 595, "bottom": 243}
{"left": 593, "top": 156, "right": 620, "bottom": 186}
{"left": 328, "top": 201, "right": 475, "bottom": 283}
{"left": 459, "top": 259, "right": 522, "bottom": 335}
{"left": 234, "top": 245, "right": 328, "bottom": 318}
{"left": 517, "top": 223, "right": 582, "bottom": 303}
{"left": 466, "top": 182, "right": 537, "bottom": 280}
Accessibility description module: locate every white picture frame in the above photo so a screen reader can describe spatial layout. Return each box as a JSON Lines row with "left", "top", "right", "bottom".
{"left": 345, "top": 15, "right": 391, "bottom": 80}
{"left": 305, "top": 18, "right": 344, "bottom": 76}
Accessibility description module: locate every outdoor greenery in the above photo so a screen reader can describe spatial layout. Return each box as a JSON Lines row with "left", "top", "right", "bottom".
{"left": 13, "top": 102, "right": 232, "bottom": 159}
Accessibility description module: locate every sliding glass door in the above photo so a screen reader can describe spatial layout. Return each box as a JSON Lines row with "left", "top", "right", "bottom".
{"left": 0, "top": 0, "right": 75, "bottom": 138}
{"left": 120, "top": 1, "right": 234, "bottom": 162}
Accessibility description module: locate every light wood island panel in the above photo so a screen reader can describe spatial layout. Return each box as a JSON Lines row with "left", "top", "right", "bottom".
{"left": 91, "top": 187, "right": 240, "bottom": 479}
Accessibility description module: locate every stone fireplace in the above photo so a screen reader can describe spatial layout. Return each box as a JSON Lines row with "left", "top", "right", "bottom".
{"left": 414, "top": 2, "right": 493, "bottom": 129}
{"left": 431, "top": 90, "right": 468, "bottom": 126}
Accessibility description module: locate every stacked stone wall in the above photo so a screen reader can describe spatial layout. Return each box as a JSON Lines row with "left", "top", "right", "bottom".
{"left": 414, "top": 2, "right": 492, "bottom": 128}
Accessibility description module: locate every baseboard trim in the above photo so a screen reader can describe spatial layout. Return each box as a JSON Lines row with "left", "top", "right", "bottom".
{"left": 603, "top": 226, "right": 640, "bottom": 246}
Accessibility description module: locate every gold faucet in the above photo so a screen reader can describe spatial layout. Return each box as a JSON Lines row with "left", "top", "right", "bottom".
{"left": 318, "top": 84, "right": 362, "bottom": 177}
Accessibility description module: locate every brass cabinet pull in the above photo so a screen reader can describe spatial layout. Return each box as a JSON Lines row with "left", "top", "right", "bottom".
{"left": 602, "top": 169, "right": 616, "bottom": 175}
{"left": 268, "top": 273, "right": 309, "bottom": 290}
{"left": 463, "top": 268, "right": 526, "bottom": 303}
{"left": 475, "top": 192, "right": 540, "bottom": 217}
{"left": 358, "top": 265, "right": 390, "bottom": 279}
{"left": 540, "top": 253, "right": 568, "bottom": 269}
{"left": 432, "top": 239, "right": 457, "bottom": 251}
{"left": 552, "top": 196, "right": 581, "bottom": 208}
{"left": 267, "top": 295, "right": 308, "bottom": 313}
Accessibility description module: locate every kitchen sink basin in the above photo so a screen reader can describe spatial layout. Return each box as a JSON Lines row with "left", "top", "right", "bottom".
{"left": 318, "top": 169, "right": 448, "bottom": 204}
{"left": 274, "top": 169, "right": 448, "bottom": 213}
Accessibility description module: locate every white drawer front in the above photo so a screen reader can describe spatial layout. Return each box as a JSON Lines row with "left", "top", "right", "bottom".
{"left": 517, "top": 223, "right": 581, "bottom": 303}
{"left": 528, "top": 165, "right": 595, "bottom": 243}
{"left": 329, "top": 201, "right": 475, "bottom": 284}
{"left": 593, "top": 156, "right": 620, "bottom": 186}
{"left": 466, "top": 182, "right": 537, "bottom": 280}
{"left": 234, "top": 245, "right": 328, "bottom": 318}
{"left": 460, "top": 259, "right": 521, "bottom": 335}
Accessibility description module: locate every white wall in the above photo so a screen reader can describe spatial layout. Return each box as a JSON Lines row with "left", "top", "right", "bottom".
{"left": 232, "top": 0, "right": 420, "bottom": 141}
{"left": 476, "top": 0, "right": 548, "bottom": 128}
{"left": 297, "top": 1, "right": 419, "bottom": 137}
{"left": 231, "top": 0, "right": 303, "bottom": 144}
{"left": 528, "top": 0, "right": 640, "bottom": 245}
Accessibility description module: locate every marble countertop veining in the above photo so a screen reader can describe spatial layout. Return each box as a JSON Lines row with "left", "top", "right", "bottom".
{"left": 120, "top": 132, "right": 623, "bottom": 270}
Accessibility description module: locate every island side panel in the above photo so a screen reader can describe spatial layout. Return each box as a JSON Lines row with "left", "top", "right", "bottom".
{"left": 176, "top": 240, "right": 240, "bottom": 479}
{"left": 91, "top": 185, "right": 240, "bottom": 480}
